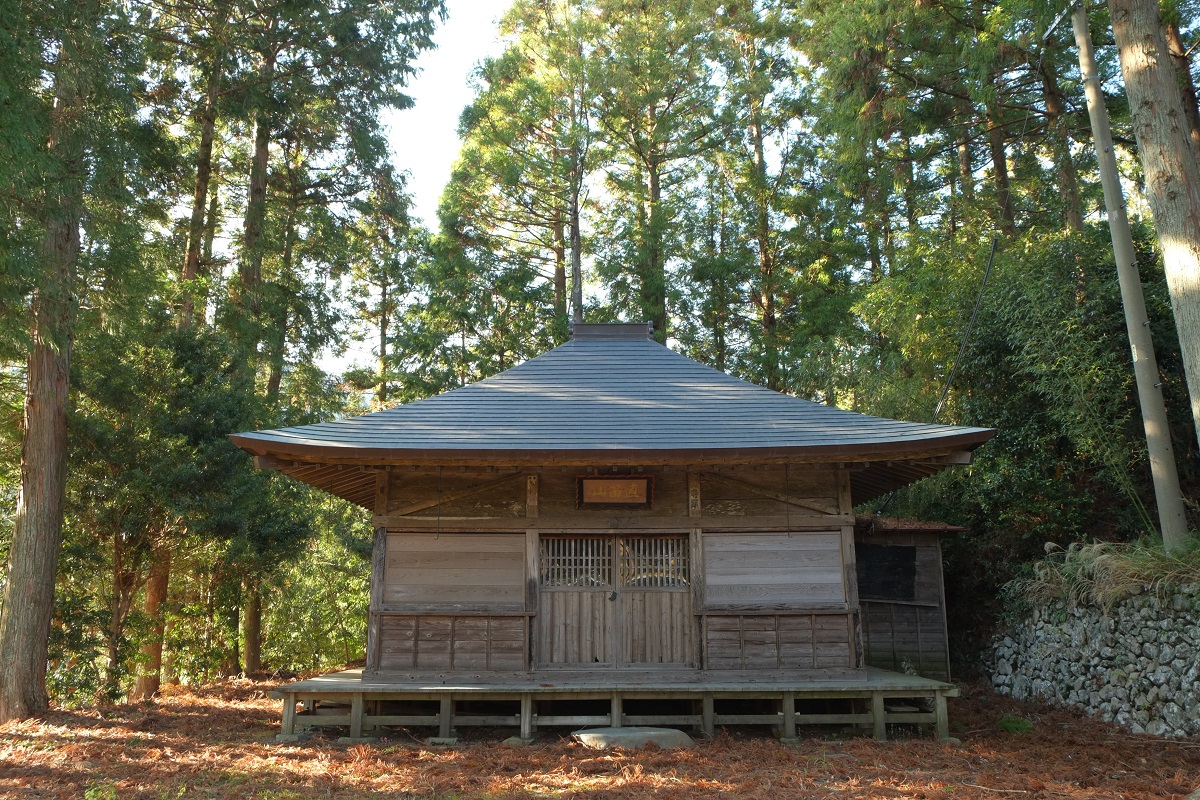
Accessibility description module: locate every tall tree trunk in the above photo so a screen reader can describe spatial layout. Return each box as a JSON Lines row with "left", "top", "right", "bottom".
{"left": 181, "top": 49, "right": 223, "bottom": 329}
{"left": 569, "top": 181, "right": 584, "bottom": 325}
{"left": 899, "top": 137, "right": 918, "bottom": 234}
{"left": 132, "top": 546, "right": 170, "bottom": 700}
{"left": 0, "top": 47, "right": 84, "bottom": 724}
{"left": 195, "top": 185, "right": 220, "bottom": 326}
{"left": 377, "top": 275, "right": 389, "bottom": 404}
{"left": 1164, "top": 20, "right": 1200, "bottom": 150}
{"left": 956, "top": 97, "right": 975, "bottom": 201}
{"left": 105, "top": 537, "right": 140, "bottom": 698}
{"left": 1109, "top": 0, "right": 1200, "bottom": 448}
{"left": 243, "top": 579, "right": 262, "bottom": 674}
{"left": 551, "top": 207, "right": 566, "bottom": 320}
{"left": 265, "top": 196, "right": 296, "bottom": 406}
{"left": 986, "top": 78, "right": 1016, "bottom": 234}
{"left": 1039, "top": 56, "right": 1085, "bottom": 232}
{"left": 239, "top": 46, "right": 277, "bottom": 345}
{"left": 645, "top": 157, "right": 667, "bottom": 341}
{"left": 749, "top": 105, "right": 779, "bottom": 390}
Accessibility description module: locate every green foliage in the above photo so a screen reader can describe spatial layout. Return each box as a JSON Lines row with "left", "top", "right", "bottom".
{"left": 262, "top": 499, "right": 372, "bottom": 672}
{"left": 996, "top": 713, "right": 1035, "bottom": 734}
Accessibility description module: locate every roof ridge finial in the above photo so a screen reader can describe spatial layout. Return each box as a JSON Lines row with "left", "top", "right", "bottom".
{"left": 569, "top": 322, "right": 653, "bottom": 341}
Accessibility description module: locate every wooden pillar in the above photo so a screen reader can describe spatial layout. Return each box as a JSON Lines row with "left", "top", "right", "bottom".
{"left": 281, "top": 693, "right": 297, "bottom": 735}
{"left": 520, "top": 694, "right": 533, "bottom": 739}
{"left": 610, "top": 693, "right": 622, "bottom": 727}
{"left": 701, "top": 694, "right": 715, "bottom": 738}
{"left": 438, "top": 695, "right": 453, "bottom": 738}
{"left": 934, "top": 692, "right": 950, "bottom": 741}
{"left": 367, "top": 469, "right": 390, "bottom": 674}
{"left": 526, "top": 474, "right": 539, "bottom": 670}
{"left": 782, "top": 691, "right": 796, "bottom": 740}
{"left": 871, "top": 693, "right": 887, "bottom": 742}
{"left": 350, "top": 692, "right": 364, "bottom": 739}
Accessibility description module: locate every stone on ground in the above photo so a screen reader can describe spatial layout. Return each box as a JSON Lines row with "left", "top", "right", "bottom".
{"left": 573, "top": 727, "right": 694, "bottom": 750}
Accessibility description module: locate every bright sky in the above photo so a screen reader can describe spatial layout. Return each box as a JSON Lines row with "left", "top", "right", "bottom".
{"left": 383, "top": 0, "right": 509, "bottom": 227}
{"left": 324, "top": 2, "right": 505, "bottom": 375}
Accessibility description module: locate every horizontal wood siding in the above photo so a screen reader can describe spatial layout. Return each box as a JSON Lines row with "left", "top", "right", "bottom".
{"left": 385, "top": 473, "right": 526, "bottom": 518}
{"left": 536, "top": 471, "right": 689, "bottom": 518}
{"left": 538, "top": 590, "right": 612, "bottom": 665}
{"left": 704, "top": 613, "right": 854, "bottom": 669}
{"left": 379, "top": 615, "right": 526, "bottom": 671}
{"left": 704, "top": 532, "right": 845, "bottom": 607}
{"left": 384, "top": 533, "right": 525, "bottom": 608}
{"left": 700, "top": 468, "right": 839, "bottom": 517}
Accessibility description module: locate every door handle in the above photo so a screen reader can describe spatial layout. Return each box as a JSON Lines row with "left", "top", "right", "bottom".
{"left": 608, "top": 590, "right": 617, "bottom": 601}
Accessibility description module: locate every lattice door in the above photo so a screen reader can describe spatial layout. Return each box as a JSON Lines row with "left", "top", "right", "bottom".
{"left": 537, "top": 535, "right": 693, "bottom": 667}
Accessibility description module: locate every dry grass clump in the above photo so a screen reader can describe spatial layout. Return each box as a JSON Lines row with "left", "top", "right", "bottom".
{"left": 1012, "top": 539, "right": 1200, "bottom": 612}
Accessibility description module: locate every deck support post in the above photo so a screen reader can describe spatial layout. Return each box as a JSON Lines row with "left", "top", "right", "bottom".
{"left": 782, "top": 692, "right": 796, "bottom": 740}
{"left": 439, "top": 695, "right": 453, "bottom": 739}
{"left": 934, "top": 692, "right": 950, "bottom": 741}
{"left": 701, "top": 694, "right": 715, "bottom": 738}
{"left": 871, "top": 693, "right": 887, "bottom": 742}
{"left": 520, "top": 694, "right": 534, "bottom": 739}
{"left": 610, "top": 693, "right": 622, "bottom": 727}
{"left": 281, "top": 693, "right": 297, "bottom": 735}
{"left": 350, "top": 693, "right": 364, "bottom": 739}
{"left": 366, "top": 699, "right": 381, "bottom": 733}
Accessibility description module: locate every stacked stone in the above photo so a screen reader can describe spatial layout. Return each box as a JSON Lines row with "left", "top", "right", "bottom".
{"left": 989, "top": 587, "right": 1200, "bottom": 738}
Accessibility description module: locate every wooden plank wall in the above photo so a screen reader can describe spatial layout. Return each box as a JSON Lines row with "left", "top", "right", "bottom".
{"left": 854, "top": 530, "right": 950, "bottom": 681}
{"left": 383, "top": 533, "right": 525, "bottom": 608}
{"left": 703, "top": 613, "right": 854, "bottom": 669}
{"left": 703, "top": 532, "right": 845, "bottom": 607}
{"left": 621, "top": 591, "right": 693, "bottom": 664}
{"left": 364, "top": 465, "right": 865, "bottom": 676}
{"left": 378, "top": 615, "right": 527, "bottom": 671}
{"left": 537, "top": 591, "right": 612, "bottom": 665}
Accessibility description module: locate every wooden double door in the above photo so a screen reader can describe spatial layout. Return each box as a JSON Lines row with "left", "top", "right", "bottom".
{"left": 536, "top": 534, "right": 694, "bottom": 667}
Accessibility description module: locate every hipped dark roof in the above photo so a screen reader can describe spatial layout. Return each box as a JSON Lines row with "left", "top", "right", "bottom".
{"left": 232, "top": 323, "right": 993, "bottom": 505}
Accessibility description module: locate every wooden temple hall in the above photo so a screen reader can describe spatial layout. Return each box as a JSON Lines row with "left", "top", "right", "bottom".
{"left": 231, "top": 322, "right": 993, "bottom": 742}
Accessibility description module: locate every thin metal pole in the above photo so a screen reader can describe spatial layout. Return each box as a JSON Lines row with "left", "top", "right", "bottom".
{"left": 1071, "top": 3, "right": 1190, "bottom": 551}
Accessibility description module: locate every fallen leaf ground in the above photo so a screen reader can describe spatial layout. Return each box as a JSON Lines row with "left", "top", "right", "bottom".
{"left": 1, "top": 679, "right": 1197, "bottom": 799}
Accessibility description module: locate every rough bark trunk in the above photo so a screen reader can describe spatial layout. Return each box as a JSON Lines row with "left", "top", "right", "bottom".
{"left": 1109, "top": 0, "right": 1200, "bottom": 449}
{"left": 243, "top": 580, "right": 262, "bottom": 675}
{"left": 568, "top": 184, "right": 583, "bottom": 326}
{"left": 645, "top": 157, "right": 667, "bottom": 342}
{"left": 264, "top": 196, "right": 295, "bottom": 406}
{"left": 377, "top": 276, "right": 389, "bottom": 404}
{"left": 105, "top": 539, "right": 140, "bottom": 698}
{"left": 1039, "top": 56, "right": 1085, "bottom": 232}
{"left": 181, "top": 50, "right": 223, "bottom": 330}
{"left": 986, "top": 82, "right": 1016, "bottom": 234}
{"left": 551, "top": 208, "right": 566, "bottom": 320}
{"left": 956, "top": 100, "right": 975, "bottom": 201}
{"left": 239, "top": 47, "right": 276, "bottom": 341}
{"left": 1164, "top": 20, "right": 1200, "bottom": 151}
{"left": 749, "top": 107, "right": 779, "bottom": 391}
{"left": 0, "top": 53, "right": 83, "bottom": 723}
{"left": 132, "top": 546, "right": 170, "bottom": 701}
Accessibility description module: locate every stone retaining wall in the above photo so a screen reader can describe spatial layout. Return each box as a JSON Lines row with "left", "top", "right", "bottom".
{"left": 989, "top": 589, "right": 1200, "bottom": 738}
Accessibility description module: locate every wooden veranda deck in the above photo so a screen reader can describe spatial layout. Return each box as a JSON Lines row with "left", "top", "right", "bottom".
{"left": 272, "top": 667, "right": 958, "bottom": 742}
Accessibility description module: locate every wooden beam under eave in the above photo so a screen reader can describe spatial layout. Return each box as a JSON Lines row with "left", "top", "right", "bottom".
{"left": 372, "top": 512, "right": 855, "bottom": 531}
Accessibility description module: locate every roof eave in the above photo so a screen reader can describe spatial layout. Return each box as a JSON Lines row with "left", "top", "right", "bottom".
{"left": 228, "top": 428, "right": 994, "bottom": 468}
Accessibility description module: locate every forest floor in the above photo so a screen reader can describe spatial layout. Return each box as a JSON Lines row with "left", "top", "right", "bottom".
{"left": 1, "top": 678, "right": 1197, "bottom": 800}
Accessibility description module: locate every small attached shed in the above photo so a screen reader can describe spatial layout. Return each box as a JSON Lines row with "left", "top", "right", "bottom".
{"left": 855, "top": 516, "right": 965, "bottom": 682}
{"left": 231, "top": 322, "right": 992, "bottom": 741}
